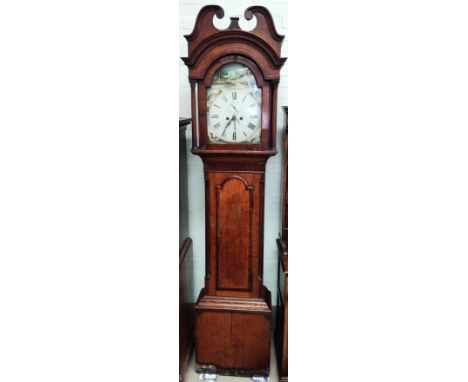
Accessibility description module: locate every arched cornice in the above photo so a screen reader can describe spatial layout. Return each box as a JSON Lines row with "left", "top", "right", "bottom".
{"left": 181, "top": 5, "right": 287, "bottom": 77}
{"left": 182, "top": 30, "right": 286, "bottom": 70}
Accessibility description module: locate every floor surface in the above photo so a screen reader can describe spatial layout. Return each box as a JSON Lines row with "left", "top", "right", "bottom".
{"left": 184, "top": 338, "right": 279, "bottom": 382}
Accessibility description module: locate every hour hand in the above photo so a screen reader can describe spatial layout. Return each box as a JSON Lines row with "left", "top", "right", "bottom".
{"left": 230, "top": 104, "right": 238, "bottom": 113}
{"left": 225, "top": 115, "right": 235, "bottom": 127}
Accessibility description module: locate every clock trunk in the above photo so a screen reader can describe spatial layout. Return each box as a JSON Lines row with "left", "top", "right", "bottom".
{"left": 194, "top": 157, "right": 272, "bottom": 376}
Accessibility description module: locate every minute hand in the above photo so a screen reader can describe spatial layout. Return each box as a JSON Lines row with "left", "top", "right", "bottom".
{"left": 222, "top": 116, "right": 235, "bottom": 136}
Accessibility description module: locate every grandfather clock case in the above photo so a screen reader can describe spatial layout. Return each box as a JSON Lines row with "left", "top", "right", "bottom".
{"left": 182, "top": 5, "right": 286, "bottom": 377}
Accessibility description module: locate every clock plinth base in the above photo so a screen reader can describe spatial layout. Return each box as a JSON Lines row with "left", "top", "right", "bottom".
{"left": 194, "top": 287, "right": 271, "bottom": 376}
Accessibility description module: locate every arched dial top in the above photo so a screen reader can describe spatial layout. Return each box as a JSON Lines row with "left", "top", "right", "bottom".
{"left": 207, "top": 63, "right": 262, "bottom": 144}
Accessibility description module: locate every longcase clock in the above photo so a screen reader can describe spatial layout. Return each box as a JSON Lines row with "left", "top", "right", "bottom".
{"left": 181, "top": 5, "right": 286, "bottom": 378}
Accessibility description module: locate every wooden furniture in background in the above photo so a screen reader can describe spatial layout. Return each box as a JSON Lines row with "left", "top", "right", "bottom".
{"left": 179, "top": 117, "right": 194, "bottom": 382}
{"left": 179, "top": 238, "right": 193, "bottom": 382}
{"left": 280, "top": 106, "right": 288, "bottom": 243}
{"left": 275, "top": 106, "right": 288, "bottom": 382}
{"left": 181, "top": 5, "right": 287, "bottom": 378}
{"left": 179, "top": 117, "right": 190, "bottom": 247}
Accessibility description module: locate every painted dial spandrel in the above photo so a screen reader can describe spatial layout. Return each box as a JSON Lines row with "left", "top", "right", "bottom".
{"left": 207, "top": 63, "right": 262, "bottom": 144}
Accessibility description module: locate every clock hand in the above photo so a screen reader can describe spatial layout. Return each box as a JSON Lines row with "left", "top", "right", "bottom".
{"left": 227, "top": 115, "right": 237, "bottom": 127}
{"left": 221, "top": 125, "right": 228, "bottom": 137}
{"left": 222, "top": 115, "right": 235, "bottom": 136}
{"left": 230, "top": 104, "right": 238, "bottom": 113}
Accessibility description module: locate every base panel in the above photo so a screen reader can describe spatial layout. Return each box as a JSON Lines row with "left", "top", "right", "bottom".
{"left": 194, "top": 287, "right": 271, "bottom": 376}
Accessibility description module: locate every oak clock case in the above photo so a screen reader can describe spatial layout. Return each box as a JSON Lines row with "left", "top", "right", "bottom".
{"left": 182, "top": 5, "right": 286, "bottom": 378}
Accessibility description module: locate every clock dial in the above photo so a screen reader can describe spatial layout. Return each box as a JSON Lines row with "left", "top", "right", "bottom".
{"left": 207, "top": 63, "right": 262, "bottom": 144}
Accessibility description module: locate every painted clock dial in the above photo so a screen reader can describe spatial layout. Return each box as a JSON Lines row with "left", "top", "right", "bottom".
{"left": 207, "top": 63, "right": 262, "bottom": 144}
